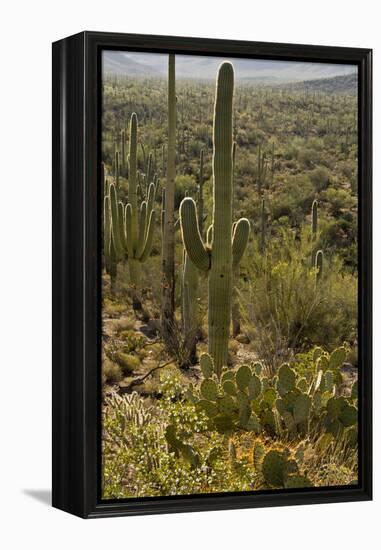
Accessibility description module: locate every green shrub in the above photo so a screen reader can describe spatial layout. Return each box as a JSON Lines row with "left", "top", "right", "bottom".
{"left": 308, "top": 166, "right": 330, "bottom": 191}
{"left": 114, "top": 352, "right": 141, "bottom": 374}
{"left": 102, "top": 359, "right": 122, "bottom": 384}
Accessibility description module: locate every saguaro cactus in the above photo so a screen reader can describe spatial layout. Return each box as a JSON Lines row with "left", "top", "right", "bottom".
{"left": 198, "top": 148, "right": 205, "bottom": 235}
{"left": 125, "top": 114, "right": 156, "bottom": 293}
{"left": 315, "top": 249, "right": 324, "bottom": 282}
{"left": 256, "top": 143, "right": 267, "bottom": 193}
{"left": 108, "top": 113, "right": 157, "bottom": 308}
{"left": 180, "top": 62, "right": 250, "bottom": 375}
{"left": 161, "top": 54, "right": 176, "bottom": 343}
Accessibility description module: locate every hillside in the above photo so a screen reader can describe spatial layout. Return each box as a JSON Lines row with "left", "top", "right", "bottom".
{"left": 281, "top": 72, "right": 357, "bottom": 95}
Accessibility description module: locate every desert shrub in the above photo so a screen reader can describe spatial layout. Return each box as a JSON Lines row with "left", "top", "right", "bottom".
{"left": 297, "top": 147, "right": 320, "bottom": 168}
{"left": 308, "top": 166, "right": 330, "bottom": 191}
{"left": 102, "top": 359, "right": 122, "bottom": 384}
{"left": 322, "top": 187, "right": 356, "bottom": 216}
{"left": 241, "top": 228, "right": 357, "bottom": 371}
{"left": 114, "top": 352, "right": 141, "bottom": 374}
{"left": 271, "top": 175, "right": 314, "bottom": 226}
{"left": 174, "top": 174, "right": 197, "bottom": 209}
{"left": 102, "top": 381, "right": 256, "bottom": 499}
{"left": 119, "top": 330, "right": 146, "bottom": 352}
{"left": 321, "top": 218, "right": 357, "bottom": 267}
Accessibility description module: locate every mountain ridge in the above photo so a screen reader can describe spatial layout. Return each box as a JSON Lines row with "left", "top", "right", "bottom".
{"left": 102, "top": 51, "right": 356, "bottom": 83}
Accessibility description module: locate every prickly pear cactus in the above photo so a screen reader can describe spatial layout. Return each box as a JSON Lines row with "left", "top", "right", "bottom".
{"left": 192, "top": 354, "right": 265, "bottom": 434}
{"left": 262, "top": 450, "right": 287, "bottom": 487}
{"left": 261, "top": 448, "right": 312, "bottom": 488}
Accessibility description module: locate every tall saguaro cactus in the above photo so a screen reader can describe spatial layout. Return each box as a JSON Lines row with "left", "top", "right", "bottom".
{"left": 106, "top": 113, "right": 157, "bottom": 308}
{"left": 256, "top": 143, "right": 267, "bottom": 193}
{"left": 198, "top": 148, "right": 205, "bottom": 235}
{"left": 161, "top": 54, "right": 176, "bottom": 343}
{"left": 180, "top": 62, "right": 250, "bottom": 376}
{"left": 126, "top": 114, "right": 156, "bottom": 303}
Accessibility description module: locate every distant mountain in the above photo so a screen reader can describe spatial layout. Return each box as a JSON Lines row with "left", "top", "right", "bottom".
{"left": 102, "top": 51, "right": 357, "bottom": 83}
{"left": 281, "top": 73, "right": 357, "bottom": 95}
{"left": 103, "top": 51, "right": 163, "bottom": 76}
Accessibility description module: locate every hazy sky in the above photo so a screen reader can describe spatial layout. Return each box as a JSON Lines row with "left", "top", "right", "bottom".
{"left": 103, "top": 51, "right": 357, "bottom": 82}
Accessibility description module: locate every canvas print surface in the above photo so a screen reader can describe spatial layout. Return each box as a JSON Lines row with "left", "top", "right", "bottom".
{"left": 101, "top": 50, "right": 358, "bottom": 499}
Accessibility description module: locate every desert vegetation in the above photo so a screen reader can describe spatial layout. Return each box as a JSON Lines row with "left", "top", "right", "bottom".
{"left": 101, "top": 54, "right": 358, "bottom": 499}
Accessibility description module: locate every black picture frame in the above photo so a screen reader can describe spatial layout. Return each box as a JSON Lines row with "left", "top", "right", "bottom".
{"left": 52, "top": 31, "right": 372, "bottom": 519}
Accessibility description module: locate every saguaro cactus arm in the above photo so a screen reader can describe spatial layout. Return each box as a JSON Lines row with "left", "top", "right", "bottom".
{"left": 117, "top": 201, "right": 128, "bottom": 252}
{"left": 180, "top": 198, "right": 210, "bottom": 272}
{"left": 104, "top": 195, "right": 111, "bottom": 270}
{"left": 140, "top": 211, "right": 156, "bottom": 262}
{"left": 232, "top": 217, "right": 250, "bottom": 269}
{"left": 125, "top": 203, "right": 134, "bottom": 258}
{"left": 110, "top": 183, "right": 124, "bottom": 259}
{"left": 135, "top": 201, "right": 147, "bottom": 259}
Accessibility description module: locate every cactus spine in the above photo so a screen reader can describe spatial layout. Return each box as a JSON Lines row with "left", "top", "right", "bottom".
{"left": 180, "top": 63, "right": 250, "bottom": 376}
{"left": 161, "top": 54, "right": 176, "bottom": 343}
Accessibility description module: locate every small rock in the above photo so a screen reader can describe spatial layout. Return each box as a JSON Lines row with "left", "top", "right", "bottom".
{"left": 236, "top": 333, "right": 250, "bottom": 344}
